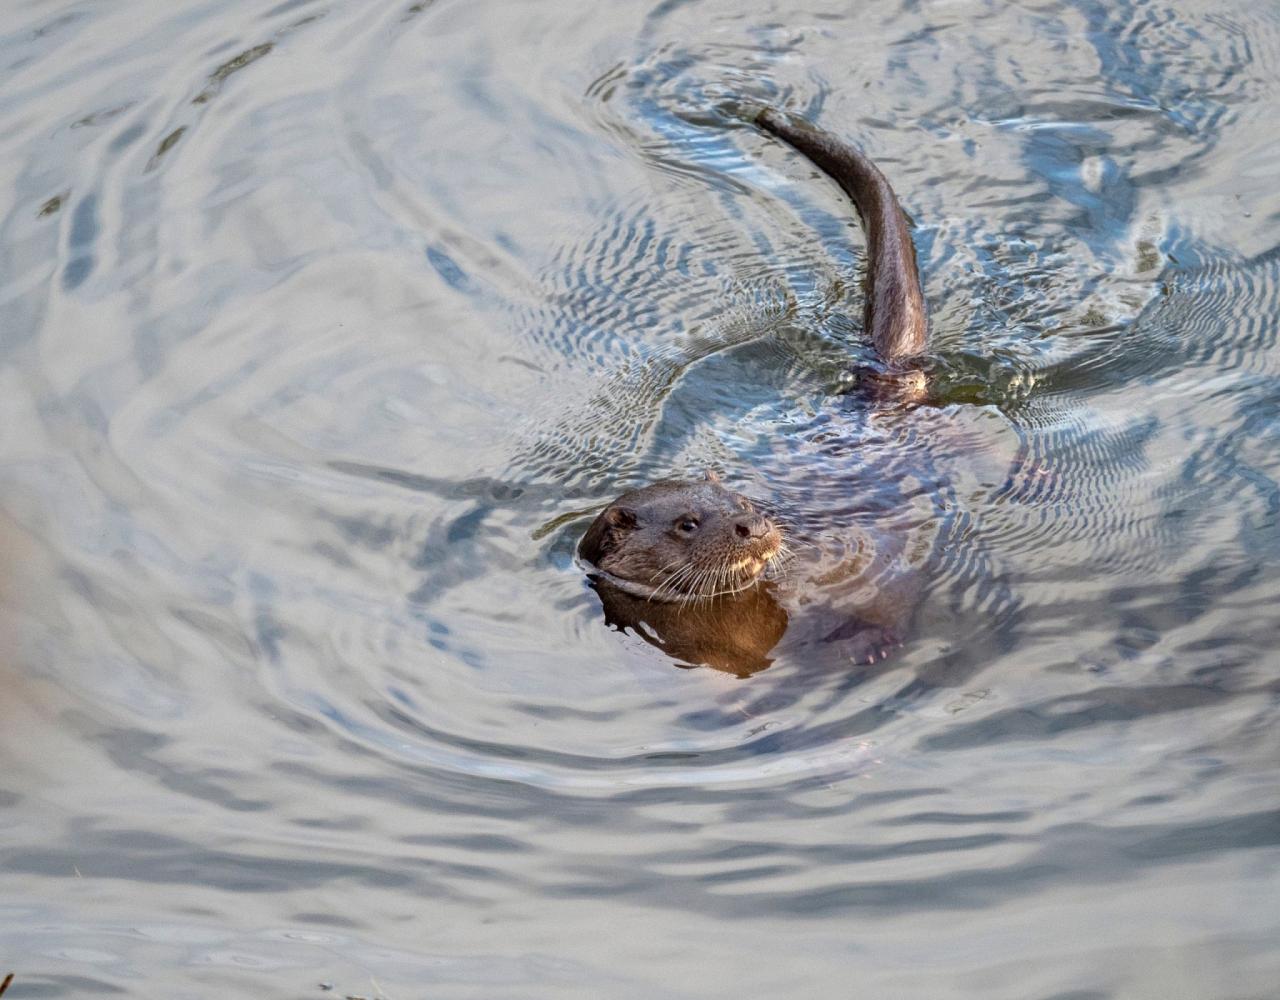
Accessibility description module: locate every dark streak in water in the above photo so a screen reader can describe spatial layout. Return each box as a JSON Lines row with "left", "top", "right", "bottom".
{"left": 37, "top": 192, "right": 66, "bottom": 217}
{"left": 145, "top": 126, "right": 187, "bottom": 172}
{"left": 71, "top": 102, "right": 134, "bottom": 129}
{"left": 403, "top": 0, "right": 437, "bottom": 20}
{"left": 192, "top": 42, "right": 274, "bottom": 104}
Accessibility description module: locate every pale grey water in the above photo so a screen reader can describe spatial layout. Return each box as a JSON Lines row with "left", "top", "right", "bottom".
{"left": 1, "top": 0, "right": 1278, "bottom": 996}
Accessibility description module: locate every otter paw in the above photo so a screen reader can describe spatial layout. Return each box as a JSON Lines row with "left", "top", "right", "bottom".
{"left": 824, "top": 624, "right": 906, "bottom": 660}
{"left": 853, "top": 628, "right": 901, "bottom": 665}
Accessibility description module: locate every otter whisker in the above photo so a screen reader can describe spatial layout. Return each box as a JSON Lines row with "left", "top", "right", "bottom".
{"left": 649, "top": 554, "right": 690, "bottom": 581}
{"left": 653, "top": 559, "right": 706, "bottom": 604}
{"left": 646, "top": 571, "right": 685, "bottom": 601}
{"left": 647, "top": 558, "right": 689, "bottom": 593}
{"left": 698, "top": 566, "right": 730, "bottom": 602}
{"left": 648, "top": 566, "right": 692, "bottom": 604}
{"left": 765, "top": 548, "right": 793, "bottom": 583}
{"left": 666, "top": 560, "right": 702, "bottom": 588}
{"left": 686, "top": 566, "right": 715, "bottom": 604}
{"left": 770, "top": 542, "right": 797, "bottom": 566}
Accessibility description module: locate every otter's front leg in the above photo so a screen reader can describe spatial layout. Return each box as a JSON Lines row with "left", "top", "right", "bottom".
{"left": 822, "top": 618, "right": 905, "bottom": 665}
{"left": 817, "top": 523, "right": 925, "bottom": 666}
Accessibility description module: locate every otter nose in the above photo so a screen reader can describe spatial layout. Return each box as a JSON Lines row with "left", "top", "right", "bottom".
{"left": 735, "top": 522, "right": 750, "bottom": 538}
{"left": 734, "top": 515, "right": 771, "bottom": 540}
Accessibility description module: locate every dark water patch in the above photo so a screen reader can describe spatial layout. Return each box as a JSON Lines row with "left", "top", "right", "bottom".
{"left": 1042, "top": 993, "right": 1109, "bottom": 1000}
{"left": 107, "top": 121, "right": 146, "bottom": 153}
{"left": 426, "top": 244, "right": 471, "bottom": 292}
{"left": 1, "top": 975, "right": 126, "bottom": 998}
{"left": 265, "top": 0, "right": 323, "bottom": 18}
{"left": 98, "top": 727, "right": 273, "bottom": 812}
{"left": 60, "top": 192, "right": 99, "bottom": 288}
{"left": 920, "top": 683, "right": 1250, "bottom": 751}
{"left": 1, "top": 832, "right": 430, "bottom": 894}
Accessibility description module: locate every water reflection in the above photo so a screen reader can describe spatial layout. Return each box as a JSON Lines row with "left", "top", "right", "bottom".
{"left": 589, "top": 576, "right": 789, "bottom": 677}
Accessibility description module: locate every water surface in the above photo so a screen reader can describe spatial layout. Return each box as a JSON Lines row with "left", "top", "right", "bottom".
{"left": 1, "top": 0, "right": 1278, "bottom": 996}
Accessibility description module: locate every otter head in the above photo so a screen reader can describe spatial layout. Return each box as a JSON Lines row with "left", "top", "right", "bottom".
{"left": 578, "top": 473, "right": 784, "bottom": 602}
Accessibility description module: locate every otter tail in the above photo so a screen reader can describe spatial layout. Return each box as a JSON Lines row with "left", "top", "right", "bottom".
{"left": 752, "top": 107, "right": 927, "bottom": 368}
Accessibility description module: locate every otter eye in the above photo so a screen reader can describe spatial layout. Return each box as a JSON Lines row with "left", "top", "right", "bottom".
{"left": 678, "top": 518, "right": 699, "bottom": 533}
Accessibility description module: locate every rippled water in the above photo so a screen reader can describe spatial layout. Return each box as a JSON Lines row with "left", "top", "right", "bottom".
{"left": 2, "top": 0, "right": 1279, "bottom": 995}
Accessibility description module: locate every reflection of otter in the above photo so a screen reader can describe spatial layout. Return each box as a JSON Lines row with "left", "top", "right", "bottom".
{"left": 591, "top": 574, "right": 789, "bottom": 678}
{"left": 581, "top": 108, "right": 931, "bottom": 674}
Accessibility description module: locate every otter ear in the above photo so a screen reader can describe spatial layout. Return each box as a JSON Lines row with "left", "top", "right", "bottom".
{"left": 605, "top": 506, "right": 637, "bottom": 530}
{"left": 703, "top": 469, "right": 722, "bottom": 485}
{"left": 580, "top": 504, "right": 638, "bottom": 564}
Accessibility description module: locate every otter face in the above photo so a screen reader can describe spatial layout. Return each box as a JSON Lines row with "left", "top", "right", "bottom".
{"left": 579, "top": 477, "right": 784, "bottom": 602}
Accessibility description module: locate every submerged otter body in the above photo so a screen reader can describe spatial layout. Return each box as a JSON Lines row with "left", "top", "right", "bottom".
{"left": 580, "top": 108, "right": 931, "bottom": 671}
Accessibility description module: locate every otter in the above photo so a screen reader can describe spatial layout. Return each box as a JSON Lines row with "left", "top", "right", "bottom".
{"left": 579, "top": 107, "right": 929, "bottom": 671}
